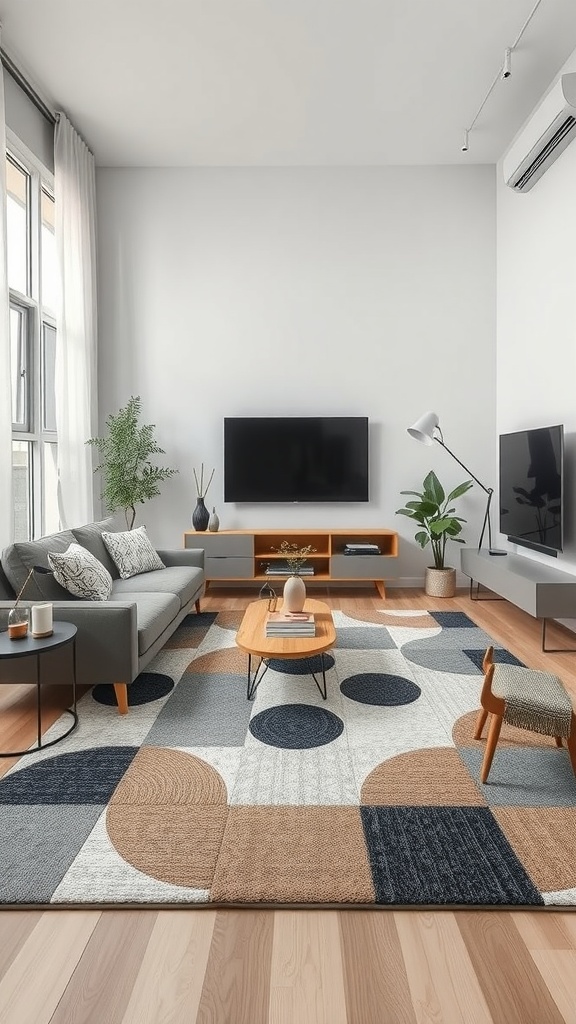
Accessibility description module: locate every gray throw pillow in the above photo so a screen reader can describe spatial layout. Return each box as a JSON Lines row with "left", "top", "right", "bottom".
{"left": 48, "top": 543, "right": 113, "bottom": 600}
{"left": 1, "top": 529, "right": 77, "bottom": 600}
{"left": 71, "top": 518, "right": 121, "bottom": 580}
{"left": 102, "top": 525, "right": 165, "bottom": 580}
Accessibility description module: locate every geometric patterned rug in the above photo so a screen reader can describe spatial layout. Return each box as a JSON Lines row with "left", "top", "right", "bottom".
{"left": 1, "top": 608, "right": 576, "bottom": 907}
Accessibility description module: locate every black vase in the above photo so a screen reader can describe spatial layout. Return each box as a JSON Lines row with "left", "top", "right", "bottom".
{"left": 192, "top": 496, "right": 210, "bottom": 531}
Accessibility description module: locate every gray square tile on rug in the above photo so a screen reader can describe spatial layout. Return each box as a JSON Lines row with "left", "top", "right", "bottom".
{"left": 0, "top": 804, "right": 103, "bottom": 903}
{"left": 143, "top": 672, "right": 252, "bottom": 747}
{"left": 459, "top": 747, "right": 576, "bottom": 807}
{"left": 334, "top": 627, "right": 397, "bottom": 650}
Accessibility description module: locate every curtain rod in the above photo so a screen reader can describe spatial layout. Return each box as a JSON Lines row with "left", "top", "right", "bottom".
{"left": 0, "top": 46, "right": 56, "bottom": 125}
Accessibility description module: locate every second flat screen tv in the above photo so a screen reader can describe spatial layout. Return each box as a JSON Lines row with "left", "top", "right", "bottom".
{"left": 224, "top": 417, "right": 369, "bottom": 502}
{"left": 499, "top": 423, "right": 564, "bottom": 557}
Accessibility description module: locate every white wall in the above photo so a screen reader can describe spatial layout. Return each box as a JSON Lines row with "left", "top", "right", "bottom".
{"left": 96, "top": 166, "right": 496, "bottom": 582}
{"left": 497, "top": 48, "right": 576, "bottom": 592}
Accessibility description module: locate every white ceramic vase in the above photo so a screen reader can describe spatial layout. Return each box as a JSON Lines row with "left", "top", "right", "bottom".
{"left": 282, "top": 574, "right": 306, "bottom": 613}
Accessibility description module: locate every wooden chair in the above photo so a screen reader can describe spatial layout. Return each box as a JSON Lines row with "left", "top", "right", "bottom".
{"left": 474, "top": 646, "right": 576, "bottom": 783}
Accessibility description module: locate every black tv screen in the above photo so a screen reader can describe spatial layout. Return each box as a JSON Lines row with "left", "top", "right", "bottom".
{"left": 499, "top": 424, "right": 564, "bottom": 556}
{"left": 224, "top": 417, "right": 369, "bottom": 502}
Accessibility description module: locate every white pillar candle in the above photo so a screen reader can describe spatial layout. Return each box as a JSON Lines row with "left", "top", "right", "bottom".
{"left": 31, "top": 603, "right": 53, "bottom": 637}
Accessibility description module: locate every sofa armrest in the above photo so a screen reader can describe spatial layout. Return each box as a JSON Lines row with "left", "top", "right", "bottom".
{"left": 157, "top": 548, "right": 205, "bottom": 570}
{"left": 0, "top": 599, "right": 139, "bottom": 687}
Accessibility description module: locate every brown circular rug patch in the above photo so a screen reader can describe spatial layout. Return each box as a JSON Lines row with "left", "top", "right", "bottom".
{"left": 189, "top": 647, "right": 248, "bottom": 675}
{"left": 361, "top": 747, "right": 486, "bottom": 806}
{"left": 107, "top": 748, "right": 228, "bottom": 888}
{"left": 453, "top": 710, "right": 561, "bottom": 750}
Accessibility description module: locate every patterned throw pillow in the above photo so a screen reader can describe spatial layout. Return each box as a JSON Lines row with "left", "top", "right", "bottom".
{"left": 48, "top": 543, "right": 113, "bottom": 600}
{"left": 101, "top": 525, "right": 165, "bottom": 580}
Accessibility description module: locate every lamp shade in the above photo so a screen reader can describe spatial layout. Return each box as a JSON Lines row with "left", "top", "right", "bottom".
{"left": 407, "top": 411, "right": 439, "bottom": 445}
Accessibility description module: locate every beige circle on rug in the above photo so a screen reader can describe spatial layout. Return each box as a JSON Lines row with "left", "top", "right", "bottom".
{"left": 343, "top": 609, "right": 439, "bottom": 628}
{"left": 110, "top": 747, "right": 228, "bottom": 805}
{"left": 453, "top": 710, "right": 562, "bottom": 750}
{"left": 492, "top": 806, "right": 576, "bottom": 893}
{"left": 215, "top": 610, "right": 245, "bottom": 631}
{"left": 189, "top": 647, "right": 248, "bottom": 675}
{"left": 107, "top": 748, "right": 229, "bottom": 887}
{"left": 360, "top": 748, "right": 486, "bottom": 806}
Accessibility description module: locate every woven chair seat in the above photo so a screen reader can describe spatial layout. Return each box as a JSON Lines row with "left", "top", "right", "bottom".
{"left": 492, "top": 664, "right": 573, "bottom": 739}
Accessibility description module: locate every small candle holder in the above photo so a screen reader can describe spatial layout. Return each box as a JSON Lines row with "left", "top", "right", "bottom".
{"left": 7, "top": 605, "right": 30, "bottom": 640}
{"left": 31, "top": 603, "right": 53, "bottom": 638}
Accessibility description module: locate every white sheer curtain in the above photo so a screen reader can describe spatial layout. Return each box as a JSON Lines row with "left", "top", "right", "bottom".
{"left": 0, "top": 54, "right": 13, "bottom": 547}
{"left": 54, "top": 111, "right": 97, "bottom": 529}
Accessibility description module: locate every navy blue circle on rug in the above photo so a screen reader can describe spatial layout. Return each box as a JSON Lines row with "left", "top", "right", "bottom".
{"left": 92, "top": 672, "right": 174, "bottom": 707}
{"left": 340, "top": 673, "right": 421, "bottom": 706}
{"left": 249, "top": 703, "right": 344, "bottom": 749}
{"left": 266, "top": 654, "right": 335, "bottom": 675}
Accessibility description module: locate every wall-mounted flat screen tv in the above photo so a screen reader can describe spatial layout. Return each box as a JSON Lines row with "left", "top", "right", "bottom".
{"left": 499, "top": 424, "right": 564, "bottom": 557}
{"left": 224, "top": 416, "right": 369, "bottom": 502}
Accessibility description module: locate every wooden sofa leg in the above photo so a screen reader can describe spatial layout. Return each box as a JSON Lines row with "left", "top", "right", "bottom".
{"left": 113, "top": 683, "right": 129, "bottom": 715}
{"left": 195, "top": 599, "right": 201, "bottom": 614}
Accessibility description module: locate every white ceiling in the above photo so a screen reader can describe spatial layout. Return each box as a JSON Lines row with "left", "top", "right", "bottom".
{"left": 1, "top": 0, "right": 576, "bottom": 167}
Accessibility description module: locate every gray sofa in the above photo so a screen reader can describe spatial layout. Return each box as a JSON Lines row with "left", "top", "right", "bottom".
{"left": 0, "top": 518, "right": 205, "bottom": 714}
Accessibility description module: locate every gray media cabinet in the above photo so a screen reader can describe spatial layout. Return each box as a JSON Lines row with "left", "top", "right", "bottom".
{"left": 460, "top": 547, "right": 576, "bottom": 652}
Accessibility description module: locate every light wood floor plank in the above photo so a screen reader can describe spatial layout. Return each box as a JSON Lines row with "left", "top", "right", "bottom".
{"left": 511, "top": 912, "right": 576, "bottom": 951}
{"left": 196, "top": 910, "right": 273, "bottom": 1024}
{"left": 531, "top": 950, "right": 576, "bottom": 1022}
{"left": 338, "top": 910, "right": 417, "bottom": 1024}
{"left": 120, "top": 910, "right": 216, "bottom": 1024}
{"left": 269, "top": 910, "right": 347, "bottom": 1024}
{"left": 457, "top": 911, "right": 565, "bottom": 1024}
{"left": 48, "top": 910, "right": 158, "bottom": 1024}
{"left": 0, "top": 912, "right": 43, "bottom": 979}
{"left": 394, "top": 910, "right": 494, "bottom": 1023}
{"left": 0, "top": 911, "right": 100, "bottom": 1024}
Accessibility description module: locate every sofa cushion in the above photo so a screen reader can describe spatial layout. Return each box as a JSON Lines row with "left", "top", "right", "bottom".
{"left": 108, "top": 591, "right": 180, "bottom": 655}
{"left": 1, "top": 529, "right": 77, "bottom": 600}
{"left": 102, "top": 525, "right": 165, "bottom": 580}
{"left": 48, "top": 543, "right": 113, "bottom": 601}
{"left": 111, "top": 565, "right": 203, "bottom": 609}
{"left": 71, "top": 518, "right": 120, "bottom": 580}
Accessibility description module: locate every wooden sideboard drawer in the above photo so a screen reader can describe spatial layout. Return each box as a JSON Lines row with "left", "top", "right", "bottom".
{"left": 206, "top": 556, "right": 254, "bottom": 579}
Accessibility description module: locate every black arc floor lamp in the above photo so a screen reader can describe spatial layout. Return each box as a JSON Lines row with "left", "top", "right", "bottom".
{"left": 407, "top": 411, "right": 505, "bottom": 555}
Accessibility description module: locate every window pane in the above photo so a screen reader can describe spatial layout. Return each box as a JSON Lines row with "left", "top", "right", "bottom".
{"left": 12, "top": 441, "right": 31, "bottom": 541}
{"left": 10, "top": 305, "right": 27, "bottom": 429}
{"left": 41, "top": 189, "right": 58, "bottom": 313}
{"left": 42, "top": 322, "right": 57, "bottom": 431}
{"left": 6, "top": 157, "right": 29, "bottom": 295}
{"left": 43, "top": 442, "right": 60, "bottom": 535}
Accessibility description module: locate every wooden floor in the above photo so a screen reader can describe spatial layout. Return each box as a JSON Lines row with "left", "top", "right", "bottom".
{"left": 1, "top": 586, "right": 576, "bottom": 1024}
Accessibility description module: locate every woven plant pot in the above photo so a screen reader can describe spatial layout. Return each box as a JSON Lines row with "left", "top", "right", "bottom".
{"left": 425, "top": 567, "right": 456, "bottom": 598}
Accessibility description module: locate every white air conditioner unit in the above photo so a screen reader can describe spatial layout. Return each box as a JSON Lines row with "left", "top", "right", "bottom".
{"left": 503, "top": 72, "right": 576, "bottom": 192}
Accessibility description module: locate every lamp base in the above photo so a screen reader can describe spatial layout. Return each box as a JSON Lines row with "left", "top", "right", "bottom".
{"left": 488, "top": 549, "right": 507, "bottom": 556}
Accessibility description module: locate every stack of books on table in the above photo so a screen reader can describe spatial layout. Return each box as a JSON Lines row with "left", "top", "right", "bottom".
{"left": 265, "top": 611, "right": 316, "bottom": 637}
{"left": 343, "top": 543, "right": 381, "bottom": 555}
{"left": 265, "top": 562, "right": 315, "bottom": 576}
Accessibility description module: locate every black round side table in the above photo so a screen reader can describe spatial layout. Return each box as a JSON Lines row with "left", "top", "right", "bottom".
{"left": 0, "top": 621, "right": 78, "bottom": 758}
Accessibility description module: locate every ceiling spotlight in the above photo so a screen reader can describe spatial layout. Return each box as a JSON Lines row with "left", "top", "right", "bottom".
{"left": 461, "top": 129, "right": 469, "bottom": 153}
{"left": 502, "top": 48, "right": 512, "bottom": 79}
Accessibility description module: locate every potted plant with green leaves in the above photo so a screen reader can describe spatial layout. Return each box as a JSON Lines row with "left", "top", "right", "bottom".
{"left": 87, "top": 395, "right": 178, "bottom": 529}
{"left": 396, "top": 470, "right": 472, "bottom": 597}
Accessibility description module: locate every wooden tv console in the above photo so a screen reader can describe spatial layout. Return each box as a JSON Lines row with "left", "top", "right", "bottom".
{"left": 183, "top": 528, "right": 399, "bottom": 598}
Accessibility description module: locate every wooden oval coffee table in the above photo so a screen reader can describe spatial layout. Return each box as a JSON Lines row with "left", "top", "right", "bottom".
{"left": 236, "top": 597, "right": 336, "bottom": 700}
